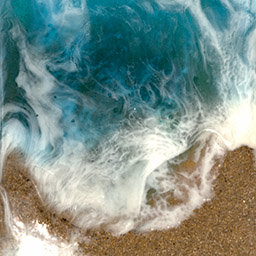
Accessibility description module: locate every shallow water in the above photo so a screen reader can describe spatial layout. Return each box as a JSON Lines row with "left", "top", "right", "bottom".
{"left": 0, "top": 0, "right": 256, "bottom": 236}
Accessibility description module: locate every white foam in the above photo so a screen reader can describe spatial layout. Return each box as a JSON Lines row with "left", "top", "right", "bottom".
{"left": 2, "top": 219, "right": 80, "bottom": 256}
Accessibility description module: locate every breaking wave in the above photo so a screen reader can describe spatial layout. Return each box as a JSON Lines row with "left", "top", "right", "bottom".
{"left": 0, "top": 0, "right": 256, "bottom": 236}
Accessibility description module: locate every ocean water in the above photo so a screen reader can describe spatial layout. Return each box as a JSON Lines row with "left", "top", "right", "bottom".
{"left": 0, "top": 0, "right": 256, "bottom": 239}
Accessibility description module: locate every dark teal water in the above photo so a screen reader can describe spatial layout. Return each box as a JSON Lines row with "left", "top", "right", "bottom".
{"left": 1, "top": 0, "right": 256, "bottom": 234}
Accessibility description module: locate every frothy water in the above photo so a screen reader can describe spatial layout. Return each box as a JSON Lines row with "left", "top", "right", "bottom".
{"left": 0, "top": 0, "right": 256, "bottom": 241}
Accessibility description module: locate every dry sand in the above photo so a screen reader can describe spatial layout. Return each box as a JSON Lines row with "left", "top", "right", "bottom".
{"left": 0, "top": 146, "right": 255, "bottom": 255}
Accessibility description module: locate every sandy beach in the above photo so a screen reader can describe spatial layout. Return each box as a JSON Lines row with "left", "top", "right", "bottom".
{"left": 0, "top": 146, "right": 255, "bottom": 255}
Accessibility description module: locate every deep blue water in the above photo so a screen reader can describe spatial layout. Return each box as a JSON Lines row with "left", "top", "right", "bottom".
{"left": 3, "top": 0, "right": 223, "bottom": 149}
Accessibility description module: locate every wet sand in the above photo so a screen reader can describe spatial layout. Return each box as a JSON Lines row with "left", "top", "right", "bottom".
{"left": 0, "top": 146, "right": 255, "bottom": 255}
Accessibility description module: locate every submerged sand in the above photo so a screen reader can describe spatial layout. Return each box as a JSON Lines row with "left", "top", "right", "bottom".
{"left": 0, "top": 146, "right": 255, "bottom": 255}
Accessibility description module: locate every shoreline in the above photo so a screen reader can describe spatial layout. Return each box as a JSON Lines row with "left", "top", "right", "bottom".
{"left": 0, "top": 146, "right": 255, "bottom": 255}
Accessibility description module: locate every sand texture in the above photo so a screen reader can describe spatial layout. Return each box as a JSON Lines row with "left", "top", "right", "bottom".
{"left": 0, "top": 146, "right": 255, "bottom": 255}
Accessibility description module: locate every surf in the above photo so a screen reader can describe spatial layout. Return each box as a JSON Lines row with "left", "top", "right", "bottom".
{"left": 0, "top": 0, "right": 255, "bottom": 242}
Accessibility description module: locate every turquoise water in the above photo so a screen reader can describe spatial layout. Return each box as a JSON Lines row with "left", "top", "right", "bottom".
{"left": 1, "top": 0, "right": 256, "bottom": 234}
